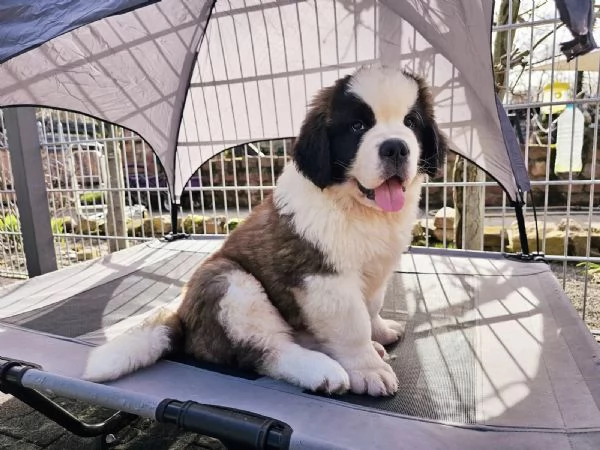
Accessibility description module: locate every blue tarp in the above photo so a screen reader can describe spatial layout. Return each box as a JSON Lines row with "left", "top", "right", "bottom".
{"left": 0, "top": 0, "right": 155, "bottom": 64}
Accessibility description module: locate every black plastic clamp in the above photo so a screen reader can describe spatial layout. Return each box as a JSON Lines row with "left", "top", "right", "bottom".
{"left": 156, "top": 398, "right": 292, "bottom": 450}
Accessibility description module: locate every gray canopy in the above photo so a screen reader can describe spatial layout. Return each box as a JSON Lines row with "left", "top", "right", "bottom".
{"left": 0, "top": 0, "right": 529, "bottom": 203}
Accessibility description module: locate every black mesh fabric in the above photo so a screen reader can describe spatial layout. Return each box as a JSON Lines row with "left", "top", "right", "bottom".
{"left": 4, "top": 253, "right": 478, "bottom": 423}
{"left": 3, "top": 251, "right": 208, "bottom": 337}
{"left": 312, "top": 271, "right": 478, "bottom": 423}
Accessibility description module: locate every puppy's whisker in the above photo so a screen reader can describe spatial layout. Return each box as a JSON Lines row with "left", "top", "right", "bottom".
{"left": 334, "top": 160, "right": 351, "bottom": 169}
{"left": 413, "top": 110, "right": 424, "bottom": 125}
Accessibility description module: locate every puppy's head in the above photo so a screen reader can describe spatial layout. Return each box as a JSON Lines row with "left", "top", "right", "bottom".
{"left": 292, "top": 65, "right": 448, "bottom": 212}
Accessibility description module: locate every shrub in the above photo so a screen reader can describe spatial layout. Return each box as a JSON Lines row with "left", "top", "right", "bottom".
{"left": 0, "top": 214, "right": 20, "bottom": 232}
{"left": 80, "top": 191, "right": 104, "bottom": 205}
{"left": 226, "top": 218, "right": 243, "bottom": 232}
{"left": 51, "top": 217, "right": 65, "bottom": 234}
{"left": 577, "top": 262, "right": 600, "bottom": 276}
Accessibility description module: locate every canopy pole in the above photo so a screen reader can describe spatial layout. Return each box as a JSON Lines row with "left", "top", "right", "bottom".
{"left": 170, "top": 204, "right": 178, "bottom": 235}
{"left": 513, "top": 201, "right": 529, "bottom": 255}
{"left": 508, "top": 189, "right": 547, "bottom": 263}
{"left": 164, "top": 202, "right": 188, "bottom": 242}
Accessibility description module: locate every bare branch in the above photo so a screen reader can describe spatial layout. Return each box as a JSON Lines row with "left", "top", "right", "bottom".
{"left": 493, "top": 0, "right": 521, "bottom": 99}
{"left": 518, "top": 0, "right": 551, "bottom": 21}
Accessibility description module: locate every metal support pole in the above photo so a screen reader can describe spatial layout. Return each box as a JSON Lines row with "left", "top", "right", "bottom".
{"left": 513, "top": 201, "right": 530, "bottom": 255}
{"left": 164, "top": 201, "right": 189, "bottom": 242}
{"left": 5, "top": 107, "right": 57, "bottom": 277}
{"left": 105, "top": 128, "right": 128, "bottom": 253}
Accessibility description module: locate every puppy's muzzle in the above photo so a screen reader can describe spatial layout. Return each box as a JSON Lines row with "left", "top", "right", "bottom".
{"left": 379, "top": 138, "right": 409, "bottom": 179}
{"left": 357, "top": 176, "right": 406, "bottom": 200}
{"left": 379, "top": 139, "right": 408, "bottom": 161}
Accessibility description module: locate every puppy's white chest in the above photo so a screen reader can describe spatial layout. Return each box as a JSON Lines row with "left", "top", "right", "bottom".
{"left": 332, "top": 220, "right": 406, "bottom": 274}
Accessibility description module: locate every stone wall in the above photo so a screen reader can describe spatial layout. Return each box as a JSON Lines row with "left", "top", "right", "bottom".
{"left": 1, "top": 135, "right": 597, "bottom": 212}
{"left": 196, "top": 156, "right": 287, "bottom": 208}
{"left": 66, "top": 208, "right": 598, "bottom": 257}
{"left": 420, "top": 141, "right": 600, "bottom": 209}
{"left": 190, "top": 140, "right": 599, "bottom": 211}
{"left": 527, "top": 143, "right": 600, "bottom": 207}
{"left": 411, "top": 206, "right": 600, "bottom": 256}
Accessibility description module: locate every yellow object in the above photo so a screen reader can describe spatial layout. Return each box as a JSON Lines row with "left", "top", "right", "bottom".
{"left": 540, "top": 82, "right": 570, "bottom": 115}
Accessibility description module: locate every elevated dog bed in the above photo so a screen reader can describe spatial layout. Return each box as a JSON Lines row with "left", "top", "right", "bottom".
{"left": 1, "top": 238, "right": 600, "bottom": 449}
{"left": 2, "top": 0, "right": 600, "bottom": 449}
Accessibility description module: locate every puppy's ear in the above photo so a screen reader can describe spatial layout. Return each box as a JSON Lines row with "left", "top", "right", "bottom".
{"left": 420, "top": 118, "right": 448, "bottom": 178}
{"left": 409, "top": 73, "right": 448, "bottom": 178}
{"left": 293, "top": 88, "right": 334, "bottom": 189}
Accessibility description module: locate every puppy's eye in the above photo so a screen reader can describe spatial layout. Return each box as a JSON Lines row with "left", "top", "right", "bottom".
{"left": 404, "top": 115, "right": 417, "bottom": 129}
{"left": 351, "top": 121, "right": 366, "bottom": 133}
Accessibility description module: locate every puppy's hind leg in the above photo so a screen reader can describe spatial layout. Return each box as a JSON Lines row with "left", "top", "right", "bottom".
{"left": 219, "top": 271, "right": 350, "bottom": 394}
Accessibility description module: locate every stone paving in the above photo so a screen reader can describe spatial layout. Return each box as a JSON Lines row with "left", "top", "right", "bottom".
{"left": 0, "top": 392, "right": 226, "bottom": 449}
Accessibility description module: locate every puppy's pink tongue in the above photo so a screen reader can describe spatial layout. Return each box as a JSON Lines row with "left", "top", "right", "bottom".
{"left": 374, "top": 178, "right": 405, "bottom": 212}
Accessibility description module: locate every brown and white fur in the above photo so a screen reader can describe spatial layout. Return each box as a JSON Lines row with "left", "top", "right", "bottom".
{"left": 83, "top": 65, "right": 447, "bottom": 397}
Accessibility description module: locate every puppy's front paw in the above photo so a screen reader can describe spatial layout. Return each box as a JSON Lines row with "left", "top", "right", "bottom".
{"left": 372, "top": 317, "right": 405, "bottom": 345}
{"left": 301, "top": 352, "right": 351, "bottom": 395}
{"left": 347, "top": 361, "right": 398, "bottom": 396}
{"left": 372, "top": 341, "right": 390, "bottom": 360}
{"left": 339, "top": 349, "right": 398, "bottom": 396}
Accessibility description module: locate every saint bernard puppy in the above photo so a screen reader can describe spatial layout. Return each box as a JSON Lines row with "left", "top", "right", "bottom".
{"left": 84, "top": 65, "right": 447, "bottom": 397}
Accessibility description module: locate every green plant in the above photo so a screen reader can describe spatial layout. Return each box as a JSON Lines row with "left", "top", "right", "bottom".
{"left": 226, "top": 218, "right": 243, "bottom": 232}
{"left": 577, "top": 262, "right": 600, "bottom": 276}
{"left": 79, "top": 191, "right": 104, "bottom": 205}
{"left": 0, "top": 214, "right": 20, "bottom": 232}
{"left": 433, "top": 241, "right": 456, "bottom": 249}
{"left": 51, "top": 217, "right": 65, "bottom": 234}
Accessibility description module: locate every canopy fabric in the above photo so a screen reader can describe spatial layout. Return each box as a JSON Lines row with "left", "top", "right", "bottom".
{"left": 0, "top": 0, "right": 213, "bottom": 200}
{"left": 0, "top": 0, "right": 156, "bottom": 64}
{"left": 0, "top": 0, "right": 529, "bottom": 202}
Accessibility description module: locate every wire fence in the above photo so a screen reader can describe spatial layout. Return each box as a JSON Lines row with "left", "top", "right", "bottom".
{"left": 0, "top": 1, "right": 598, "bottom": 326}
{"left": 0, "top": 111, "right": 27, "bottom": 278}
{"left": 497, "top": 0, "right": 600, "bottom": 329}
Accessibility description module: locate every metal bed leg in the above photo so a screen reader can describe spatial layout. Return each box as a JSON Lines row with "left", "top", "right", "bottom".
{"left": 0, "top": 358, "right": 137, "bottom": 445}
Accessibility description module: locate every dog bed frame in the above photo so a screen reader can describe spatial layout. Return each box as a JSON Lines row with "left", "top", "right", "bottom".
{"left": 2, "top": 238, "right": 600, "bottom": 449}
{"left": 1, "top": 1, "right": 599, "bottom": 449}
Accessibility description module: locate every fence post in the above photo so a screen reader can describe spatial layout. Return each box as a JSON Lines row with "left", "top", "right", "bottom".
{"left": 105, "top": 126, "right": 127, "bottom": 252}
{"left": 5, "top": 107, "right": 57, "bottom": 277}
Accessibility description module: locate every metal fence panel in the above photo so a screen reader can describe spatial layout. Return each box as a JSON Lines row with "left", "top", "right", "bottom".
{"left": 0, "top": 110, "right": 27, "bottom": 278}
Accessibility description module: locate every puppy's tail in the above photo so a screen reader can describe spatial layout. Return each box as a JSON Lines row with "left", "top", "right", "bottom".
{"left": 82, "top": 307, "right": 183, "bottom": 382}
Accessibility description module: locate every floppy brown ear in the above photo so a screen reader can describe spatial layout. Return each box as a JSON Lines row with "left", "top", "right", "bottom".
{"left": 420, "top": 117, "right": 448, "bottom": 178}
{"left": 293, "top": 109, "right": 331, "bottom": 189}
{"left": 408, "top": 72, "right": 448, "bottom": 178}
{"left": 292, "top": 85, "right": 337, "bottom": 189}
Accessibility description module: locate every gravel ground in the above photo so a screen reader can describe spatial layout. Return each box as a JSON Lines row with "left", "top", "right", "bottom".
{"left": 550, "top": 262, "right": 600, "bottom": 333}
{"left": 0, "top": 393, "right": 227, "bottom": 449}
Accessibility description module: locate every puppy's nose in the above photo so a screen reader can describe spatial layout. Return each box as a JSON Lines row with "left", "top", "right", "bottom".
{"left": 379, "top": 139, "right": 408, "bottom": 160}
